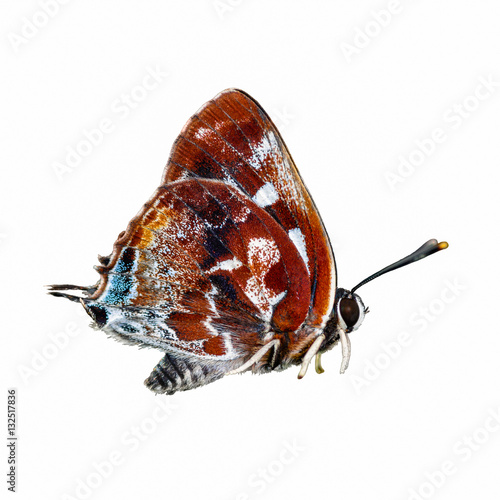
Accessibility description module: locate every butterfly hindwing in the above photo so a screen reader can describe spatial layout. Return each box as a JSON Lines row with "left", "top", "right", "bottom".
{"left": 82, "top": 179, "right": 311, "bottom": 366}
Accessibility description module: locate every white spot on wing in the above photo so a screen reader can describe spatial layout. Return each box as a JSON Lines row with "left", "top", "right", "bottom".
{"left": 248, "top": 137, "right": 270, "bottom": 170}
{"left": 207, "top": 257, "right": 243, "bottom": 274}
{"left": 268, "top": 290, "right": 286, "bottom": 306}
{"left": 244, "top": 237, "right": 286, "bottom": 321}
{"left": 247, "top": 237, "right": 281, "bottom": 268}
{"left": 194, "top": 127, "right": 210, "bottom": 140}
{"left": 252, "top": 182, "right": 279, "bottom": 208}
{"left": 288, "top": 228, "right": 308, "bottom": 267}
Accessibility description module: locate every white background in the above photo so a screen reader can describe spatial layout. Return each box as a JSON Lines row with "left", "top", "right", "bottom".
{"left": 2, "top": 1, "right": 500, "bottom": 499}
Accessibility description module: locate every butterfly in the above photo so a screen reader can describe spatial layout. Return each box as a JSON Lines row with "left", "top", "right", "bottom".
{"left": 49, "top": 89, "right": 448, "bottom": 395}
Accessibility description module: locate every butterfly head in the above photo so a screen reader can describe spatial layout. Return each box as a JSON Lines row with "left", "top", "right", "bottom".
{"left": 335, "top": 239, "right": 448, "bottom": 335}
{"left": 335, "top": 288, "right": 367, "bottom": 333}
{"left": 323, "top": 239, "right": 448, "bottom": 375}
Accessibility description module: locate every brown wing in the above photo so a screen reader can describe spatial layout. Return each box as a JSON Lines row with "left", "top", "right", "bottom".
{"left": 162, "top": 89, "right": 336, "bottom": 329}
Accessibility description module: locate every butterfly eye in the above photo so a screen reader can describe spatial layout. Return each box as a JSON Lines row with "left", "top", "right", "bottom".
{"left": 338, "top": 294, "right": 366, "bottom": 331}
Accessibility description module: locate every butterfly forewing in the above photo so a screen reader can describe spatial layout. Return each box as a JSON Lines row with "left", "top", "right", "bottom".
{"left": 163, "top": 89, "right": 336, "bottom": 329}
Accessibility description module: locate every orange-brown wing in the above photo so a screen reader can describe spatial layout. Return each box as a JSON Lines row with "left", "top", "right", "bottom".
{"left": 163, "top": 89, "right": 336, "bottom": 329}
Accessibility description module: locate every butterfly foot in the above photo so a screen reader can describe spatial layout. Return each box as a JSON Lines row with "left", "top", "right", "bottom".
{"left": 315, "top": 353, "right": 325, "bottom": 374}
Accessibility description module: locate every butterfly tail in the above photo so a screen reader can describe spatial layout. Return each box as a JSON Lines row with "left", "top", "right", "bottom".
{"left": 47, "top": 284, "right": 97, "bottom": 302}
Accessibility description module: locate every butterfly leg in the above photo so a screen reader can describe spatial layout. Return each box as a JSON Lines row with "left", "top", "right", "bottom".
{"left": 297, "top": 334, "right": 326, "bottom": 379}
{"left": 145, "top": 353, "right": 226, "bottom": 395}
{"left": 227, "top": 340, "right": 280, "bottom": 375}
{"left": 315, "top": 353, "right": 325, "bottom": 374}
{"left": 339, "top": 329, "right": 351, "bottom": 374}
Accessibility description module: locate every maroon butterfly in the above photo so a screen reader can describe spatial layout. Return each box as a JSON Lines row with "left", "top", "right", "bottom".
{"left": 49, "top": 89, "right": 448, "bottom": 395}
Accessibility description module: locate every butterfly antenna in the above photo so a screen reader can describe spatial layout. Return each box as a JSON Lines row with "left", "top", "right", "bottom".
{"left": 351, "top": 239, "right": 448, "bottom": 293}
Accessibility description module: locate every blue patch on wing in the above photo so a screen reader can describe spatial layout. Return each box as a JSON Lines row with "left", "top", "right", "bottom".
{"left": 102, "top": 274, "right": 135, "bottom": 305}
{"left": 113, "top": 248, "right": 136, "bottom": 274}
